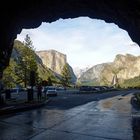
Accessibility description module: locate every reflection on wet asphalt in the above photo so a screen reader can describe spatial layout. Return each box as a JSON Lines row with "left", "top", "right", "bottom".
{"left": 0, "top": 90, "right": 138, "bottom": 140}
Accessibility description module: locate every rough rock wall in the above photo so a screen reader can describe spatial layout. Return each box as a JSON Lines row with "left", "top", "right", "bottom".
{"left": 79, "top": 54, "right": 140, "bottom": 84}
{"left": 36, "top": 50, "right": 67, "bottom": 75}
{"left": 79, "top": 63, "right": 109, "bottom": 82}
{"left": 113, "top": 54, "right": 140, "bottom": 79}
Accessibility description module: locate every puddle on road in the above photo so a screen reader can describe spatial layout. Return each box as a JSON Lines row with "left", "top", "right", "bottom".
{"left": 97, "top": 95, "right": 133, "bottom": 114}
{"left": 97, "top": 99, "right": 114, "bottom": 112}
{"left": 102, "top": 101, "right": 113, "bottom": 109}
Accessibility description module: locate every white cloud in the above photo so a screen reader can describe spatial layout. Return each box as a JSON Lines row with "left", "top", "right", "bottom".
{"left": 17, "top": 17, "right": 140, "bottom": 69}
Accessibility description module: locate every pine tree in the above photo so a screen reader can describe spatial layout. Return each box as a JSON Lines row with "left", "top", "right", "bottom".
{"left": 22, "top": 34, "right": 38, "bottom": 87}
{"left": 2, "top": 58, "right": 19, "bottom": 88}
{"left": 61, "top": 63, "right": 71, "bottom": 87}
{"left": 47, "top": 77, "right": 53, "bottom": 86}
{"left": 24, "top": 34, "right": 35, "bottom": 50}
{"left": 14, "top": 35, "right": 38, "bottom": 87}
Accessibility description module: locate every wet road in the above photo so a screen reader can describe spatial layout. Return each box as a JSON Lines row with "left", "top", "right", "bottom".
{"left": 0, "top": 90, "right": 138, "bottom": 140}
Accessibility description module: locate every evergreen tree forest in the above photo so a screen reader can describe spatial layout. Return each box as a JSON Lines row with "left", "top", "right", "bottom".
{"left": 2, "top": 35, "right": 58, "bottom": 88}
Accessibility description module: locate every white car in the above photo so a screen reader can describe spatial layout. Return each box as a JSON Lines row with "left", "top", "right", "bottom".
{"left": 46, "top": 86, "right": 57, "bottom": 96}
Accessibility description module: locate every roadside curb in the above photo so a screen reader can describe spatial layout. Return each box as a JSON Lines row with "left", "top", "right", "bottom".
{"left": 0, "top": 99, "right": 50, "bottom": 116}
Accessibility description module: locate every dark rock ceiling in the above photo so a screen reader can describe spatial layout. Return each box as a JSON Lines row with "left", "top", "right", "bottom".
{"left": 0, "top": 0, "right": 140, "bottom": 74}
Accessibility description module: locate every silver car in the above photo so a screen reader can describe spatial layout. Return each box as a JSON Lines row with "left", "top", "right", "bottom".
{"left": 46, "top": 86, "right": 57, "bottom": 96}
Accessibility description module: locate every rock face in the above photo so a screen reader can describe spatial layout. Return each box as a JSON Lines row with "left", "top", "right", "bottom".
{"left": 112, "top": 54, "right": 140, "bottom": 80}
{"left": 73, "top": 67, "right": 91, "bottom": 78}
{"left": 79, "top": 64, "right": 104, "bottom": 81}
{"left": 78, "top": 63, "right": 111, "bottom": 85}
{"left": 36, "top": 50, "right": 76, "bottom": 83}
{"left": 67, "top": 64, "right": 77, "bottom": 84}
{"left": 11, "top": 40, "right": 58, "bottom": 81}
{"left": 79, "top": 54, "right": 140, "bottom": 85}
{"left": 1, "top": 0, "right": 140, "bottom": 74}
{"left": 36, "top": 50, "right": 66, "bottom": 75}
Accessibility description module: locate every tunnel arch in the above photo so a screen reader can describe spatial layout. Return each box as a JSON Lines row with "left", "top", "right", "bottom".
{"left": 1, "top": 0, "right": 140, "bottom": 73}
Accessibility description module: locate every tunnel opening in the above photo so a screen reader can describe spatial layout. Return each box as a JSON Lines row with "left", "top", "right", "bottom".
{"left": 1, "top": 16, "right": 140, "bottom": 115}
{"left": 1, "top": 1, "right": 140, "bottom": 139}
{"left": 10, "top": 17, "right": 139, "bottom": 89}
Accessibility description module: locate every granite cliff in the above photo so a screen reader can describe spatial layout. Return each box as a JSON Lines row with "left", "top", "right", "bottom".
{"left": 11, "top": 40, "right": 59, "bottom": 82}
{"left": 78, "top": 54, "right": 140, "bottom": 86}
{"left": 36, "top": 50, "right": 66, "bottom": 75}
{"left": 36, "top": 50, "right": 76, "bottom": 83}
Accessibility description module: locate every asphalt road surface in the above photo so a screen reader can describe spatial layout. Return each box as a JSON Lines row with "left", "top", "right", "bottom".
{"left": 0, "top": 89, "right": 139, "bottom": 140}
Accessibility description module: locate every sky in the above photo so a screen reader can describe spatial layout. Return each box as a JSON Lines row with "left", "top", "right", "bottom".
{"left": 16, "top": 17, "right": 140, "bottom": 69}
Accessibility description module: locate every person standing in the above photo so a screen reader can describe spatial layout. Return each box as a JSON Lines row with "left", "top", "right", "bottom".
{"left": 37, "top": 84, "right": 42, "bottom": 101}
{"left": 16, "top": 84, "right": 20, "bottom": 94}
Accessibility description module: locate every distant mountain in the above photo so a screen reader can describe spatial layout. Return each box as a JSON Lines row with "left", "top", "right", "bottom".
{"left": 67, "top": 64, "right": 77, "bottom": 83}
{"left": 12, "top": 41, "right": 77, "bottom": 84}
{"left": 36, "top": 50, "right": 66, "bottom": 75}
{"left": 36, "top": 50, "right": 77, "bottom": 83}
{"left": 78, "top": 63, "right": 111, "bottom": 85}
{"left": 78, "top": 54, "right": 140, "bottom": 86}
{"left": 73, "top": 66, "right": 91, "bottom": 78}
{"left": 12, "top": 40, "right": 59, "bottom": 82}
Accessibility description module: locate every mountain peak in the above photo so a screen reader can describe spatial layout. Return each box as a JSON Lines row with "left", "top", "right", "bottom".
{"left": 78, "top": 53, "right": 140, "bottom": 86}
{"left": 36, "top": 50, "right": 67, "bottom": 74}
{"left": 36, "top": 49, "right": 66, "bottom": 56}
{"left": 114, "top": 53, "right": 137, "bottom": 63}
{"left": 36, "top": 49, "right": 76, "bottom": 83}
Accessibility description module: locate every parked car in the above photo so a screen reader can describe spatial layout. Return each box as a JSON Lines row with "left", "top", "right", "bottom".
{"left": 57, "top": 86, "right": 65, "bottom": 90}
{"left": 46, "top": 86, "right": 57, "bottom": 97}
{"left": 10, "top": 87, "right": 23, "bottom": 93}
{"left": 79, "top": 86, "right": 91, "bottom": 91}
